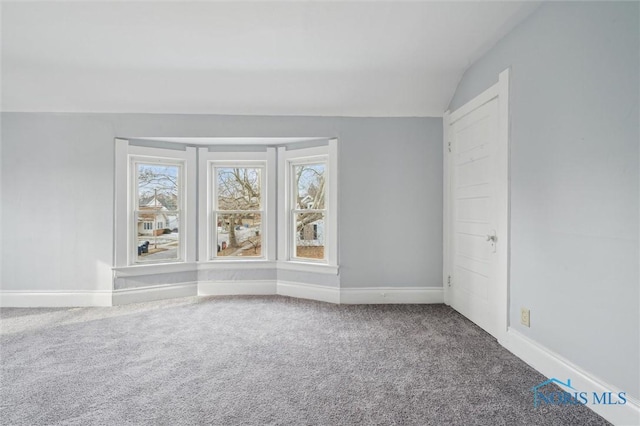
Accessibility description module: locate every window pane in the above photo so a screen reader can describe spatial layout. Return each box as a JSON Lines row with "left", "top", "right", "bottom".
{"left": 295, "top": 212, "right": 325, "bottom": 260}
{"left": 295, "top": 163, "right": 325, "bottom": 209}
{"left": 216, "top": 168, "right": 261, "bottom": 211}
{"left": 137, "top": 164, "right": 179, "bottom": 210}
{"left": 136, "top": 213, "right": 180, "bottom": 262}
{"left": 216, "top": 212, "right": 262, "bottom": 257}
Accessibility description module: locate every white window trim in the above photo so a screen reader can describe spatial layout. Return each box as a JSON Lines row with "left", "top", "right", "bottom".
{"left": 277, "top": 139, "right": 338, "bottom": 270}
{"left": 197, "top": 148, "right": 276, "bottom": 263}
{"left": 114, "top": 139, "right": 197, "bottom": 269}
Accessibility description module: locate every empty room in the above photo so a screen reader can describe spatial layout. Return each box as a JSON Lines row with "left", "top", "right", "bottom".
{"left": 1, "top": 1, "right": 638, "bottom": 425}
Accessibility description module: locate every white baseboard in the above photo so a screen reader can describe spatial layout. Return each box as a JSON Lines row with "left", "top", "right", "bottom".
{"left": 0, "top": 290, "right": 112, "bottom": 307}
{"left": 199, "top": 282, "right": 444, "bottom": 306}
{"left": 198, "top": 280, "right": 277, "bottom": 296}
{"left": 277, "top": 281, "right": 340, "bottom": 304}
{"left": 0, "top": 283, "right": 444, "bottom": 307}
{"left": 503, "top": 328, "right": 640, "bottom": 426}
{"left": 340, "top": 286, "right": 444, "bottom": 304}
{"left": 112, "top": 282, "right": 197, "bottom": 305}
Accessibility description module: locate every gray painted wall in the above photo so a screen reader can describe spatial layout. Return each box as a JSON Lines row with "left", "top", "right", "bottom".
{"left": 1, "top": 114, "right": 443, "bottom": 291}
{"left": 449, "top": 2, "right": 639, "bottom": 399}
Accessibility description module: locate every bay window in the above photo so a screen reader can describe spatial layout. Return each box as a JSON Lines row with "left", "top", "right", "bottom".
{"left": 116, "top": 138, "right": 337, "bottom": 274}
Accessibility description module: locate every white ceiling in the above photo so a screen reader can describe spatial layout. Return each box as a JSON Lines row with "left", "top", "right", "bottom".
{"left": 1, "top": 1, "right": 540, "bottom": 117}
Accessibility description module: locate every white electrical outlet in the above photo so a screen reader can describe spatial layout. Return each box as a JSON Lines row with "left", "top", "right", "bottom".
{"left": 521, "top": 308, "right": 531, "bottom": 327}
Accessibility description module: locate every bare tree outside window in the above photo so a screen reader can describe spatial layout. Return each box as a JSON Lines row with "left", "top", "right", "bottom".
{"left": 215, "top": 167, "right": 263, "bottom": 257}
{"left": 135, "top": 163, "right": 181, "bottom": 262}
{"left": 294, "top": 163, "right": 325, "bottom": 260}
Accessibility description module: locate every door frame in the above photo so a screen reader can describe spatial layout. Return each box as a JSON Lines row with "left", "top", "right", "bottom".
{"left": 443, "top": 68, "right": 511, "bottom": 343}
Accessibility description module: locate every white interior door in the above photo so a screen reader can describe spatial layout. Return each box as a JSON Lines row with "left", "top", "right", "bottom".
{"left": 445, "top": 71, "right": 509, "bottom": 340}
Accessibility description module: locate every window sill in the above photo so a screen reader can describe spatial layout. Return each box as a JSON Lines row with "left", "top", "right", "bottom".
{"left": 113, "top": 262, "right": 197, "bottom": 278}
{"left": 277, "top": 261, "right": 339, "bottom": 275}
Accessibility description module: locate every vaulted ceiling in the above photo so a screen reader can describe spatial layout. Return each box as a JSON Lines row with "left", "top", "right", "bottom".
{"left": 1, "top": 1, "right": 540, "bottom": 117}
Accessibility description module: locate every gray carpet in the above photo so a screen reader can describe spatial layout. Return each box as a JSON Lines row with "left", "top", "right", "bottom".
{"left": 1, "top": 296, "right": 609, "bottom": 425}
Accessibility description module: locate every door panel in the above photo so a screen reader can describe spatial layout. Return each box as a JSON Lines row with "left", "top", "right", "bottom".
{"left": 449, "top": 98, "right": 499, "bottom": 337}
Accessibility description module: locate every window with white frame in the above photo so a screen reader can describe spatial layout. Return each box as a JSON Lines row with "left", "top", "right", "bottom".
{"left": 213, "top": 165, "right": 264, "bottom": 258}
{"left": 114, "top": 140, "right": 197, "bottom": 268}
{"left": 132, "top": 159, "right": 183, "bottom": 263}
{"left": 198, "top": 149, "right": 275, "bottom": 262}
{"left": 278, "top": 141, "right": 338, "bottom": 268}
{"left": 292, "top": 161, "right": 326, "bottom": 260}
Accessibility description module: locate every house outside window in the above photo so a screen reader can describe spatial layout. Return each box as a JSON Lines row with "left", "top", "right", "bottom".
{"left": 133, "top": 161, "right": 181, "bottom": 262}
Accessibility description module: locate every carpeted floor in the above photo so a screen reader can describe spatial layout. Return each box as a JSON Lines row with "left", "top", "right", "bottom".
{"left": 1, "top": 296, "right": 609, "bottom": 425}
